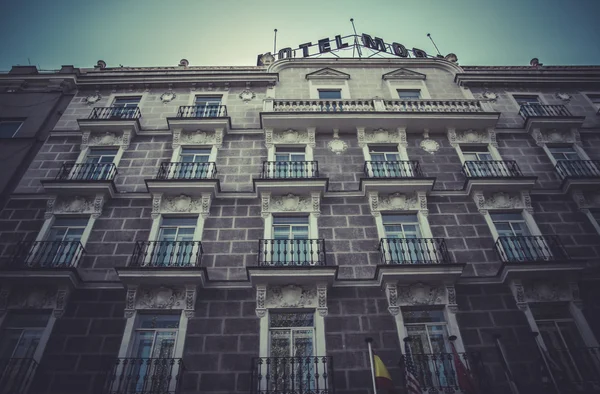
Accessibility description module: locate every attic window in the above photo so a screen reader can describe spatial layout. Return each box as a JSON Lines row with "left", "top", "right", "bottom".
{"left": 318, "top": 90, "right": 342, "bottom": 99}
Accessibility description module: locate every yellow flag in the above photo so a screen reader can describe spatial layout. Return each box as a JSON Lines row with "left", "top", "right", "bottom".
{"left": 374, "top": 355, "right": 393, "bottom": 389}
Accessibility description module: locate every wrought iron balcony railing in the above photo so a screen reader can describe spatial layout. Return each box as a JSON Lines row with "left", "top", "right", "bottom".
{"left": 384, "top": 99, "right": 486, "bottom": 113}
{"left": 495, "top": 235, "right": 569, "bottom": 263}
{"left": 250, "top": 356, "right": 334, "bottom": 394}
{"left": 130, "top": 241, "right": 203, "bottom": 268}
{"left": 555, "top": 160, "right": 600, "bottom": 179}
{"left": 176, "top": 104, "right": 227, "bottom": 118}
{"left": 89, "top": 106, "right": 141, "bottom": 120}
{"left": 519, "top": 104, "right": 572, "bottom": 118}
{"left": 104, "top": 358, "right": 185, "bottom": 394}
{"left": 273, "top": 99, "right": 374, "bottom": 112}
{"left": 379, "top": 238, "right": 451, "bottom": 265}
{"left": 10, "top": 240, "right": 85, "bottom": 268}
{"left": 155, "top": 162, "right": 217, "bottom": 180}
{"left": 399, "top": 352, "right": 485, "bottom": 394}
{"left": 364, "top": 160, "right": 423, "bottom": 178}
{"left": 260, "top": 161, "right": 319, "bottom": 179}
{"left": 0, "top": 358, "right": 38, "bottom": 394}
{"left": 258, "top": 239, "right": 326, "bottom": 267}
{"left": 55, "top": 162, "right": 118, "bottom": 181}
{"left": 462, "top": 160, "right": 524, "bottom": 178}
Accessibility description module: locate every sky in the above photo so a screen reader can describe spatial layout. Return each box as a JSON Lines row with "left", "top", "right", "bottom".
{"left": 0, "top": 0, "right": 599, "bottom": 71}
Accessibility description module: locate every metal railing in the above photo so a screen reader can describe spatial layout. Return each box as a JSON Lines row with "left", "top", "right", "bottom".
{"left": 260, "top": 161, "right": 319, "bottom": 179}
{"left": 250, "top": 356, "right": 334, "bottom": 394}
{"left": 273, "top": 99, "right": 374, "bottom": 112}
{"left": 104, "top": 358, "right": 185, "bottom": 394}
{"left": 385, "top": 99, "right": 485, "bottom": 112}
{"left": 519, "top": 104, "right": 572, "bottom": 118}
{"left": 0, "top": 358, "right": 37, "bottom": 394}
{"left": 462, "top": 160, "right": 524, "bottom": 178}
{"left": 130, "top": 241, "right": 203, "bottom": 268}
{"left": 495, "top": 235, "right": 569, "bottom": 263}
{"left": 10, "top": 240, "right": 85, "bottom": 268}
{"left": 176, "top": 104, "right": 227, "bottom": 118}
{"left": 364, "top": 160, "right": 423, "bottom": 178}
{"left": 155, "top": 162, "right": 217, "bottom": 180}
{"left": 89, "top": 106, "right": 141, "bottom": 120}
{"left": 399, "top": 352, "right": 485, "bottom": 394}
{"left": 55, "top": 162, "right": 118, "bottom": 181}
{"left": 555, "top": 160, "right": 600, "bottom": 179}
{"left": 379, "top": 238, "right": 451, "bottom": 265}
{"left": 258, "top": 239, "right": 326, "bottom": 267}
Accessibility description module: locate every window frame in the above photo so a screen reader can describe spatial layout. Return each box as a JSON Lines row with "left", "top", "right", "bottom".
{"left": 0, "top": 120, "right": 24, "bottom": 138}
{"left": 542, "top": 143, "right": 590, "bottom": 166}
{"left": 317, "top": 89, "right": 342, "bottom": 100}
{"left": 35, "top": 215, "right": 95, "bottom": 250}
{"left": 186, "top": 91, "right": 228, "bottom": 108}
{"left": 396, "top": 89, "right": 421, "bottom": 100}
{"left": 385, "top": 80, "right": 431, "bottom": 100}
{"left": 112, "top": 96, "right": 142, "bottom": 108}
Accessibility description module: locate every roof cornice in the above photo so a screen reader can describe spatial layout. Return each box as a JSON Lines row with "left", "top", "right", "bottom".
{"left": 455, "top": 66, "right": 600, "bottom": 87}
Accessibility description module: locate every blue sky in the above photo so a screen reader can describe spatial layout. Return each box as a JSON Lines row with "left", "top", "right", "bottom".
{"left": 0, "top": 0, "right": 599, "bottom": 70}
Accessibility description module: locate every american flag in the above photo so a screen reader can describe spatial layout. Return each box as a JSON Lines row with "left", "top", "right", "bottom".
{"left": 404, "top": 340, "right": 422, "bottom": 394}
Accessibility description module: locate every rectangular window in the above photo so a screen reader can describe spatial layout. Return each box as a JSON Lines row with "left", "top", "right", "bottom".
{"left": 151, "top": 217, "right": 197, "bottom": 267}
{"left": 490, "top": 213, "right": 530, "bottom": 237}
{"left": 548, "top": 146, "right": 580, "bottom": 161}
{"left": 271, "top": 216, "right": 310, "bottom": 265}
{"left": 274, "top": 147, "right": 308, "bottom": 178}
{"left": 113, "top": 97, "right": 141, "bottom": 108}
{"left": 461, "top": 146, "right": 493, "bottom": 161}
{"left": 193, "top": 96, "right": 222, "bottom": 117}
{"left": 48, "top": 217, "right": 89, "bottom": 242}
{"left": 383, "top": 214, "right": 421, "bottom": 238}
{"left": 0, "top": 312, "right": 50, "bottom": 359}
{"left": 273, "top": 216, "right": 309, "bottom": 240}
{"left": 397, "top": 89, "right": 421, "bottom": 100}
{"left": 368, "top": 146, "right": 409, "bottom": 177}
{"left": 318, "top": 90, "right": 341, "bottom": 99}
{"left": 177, "top": 148, "right": 212, "bottom": 179}
{"left": 0, "top": 120, "right": 23, "bottom": 138}
{"left": 513, "top": 95, "right": 540, "bottom": 106}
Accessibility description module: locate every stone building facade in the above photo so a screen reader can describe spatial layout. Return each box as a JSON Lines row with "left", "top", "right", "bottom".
{"left": 0, "top": 57, "right": 600, "bottom": 394}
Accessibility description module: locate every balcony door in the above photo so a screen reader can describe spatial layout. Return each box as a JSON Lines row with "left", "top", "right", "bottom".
{"left": 39, "top": 217, "right": 87, "bottom": 267}
{"left": 268, "top": 312, "right": 316, "bottom": 392}
{"left": 383, "top": 214, "right": 425, "bottom": 263}
{"left": 403, "top": 309, "right": 455, "bottom": 390}
{"left": 272, "top": 216, "right": 310, "bottom": 265}
{"left": 194, "top": 96, "right": 222, "bottom": 117}
{"left": 369, "top": 146, "right": 405, "bottom": 177}
{"left": 178, "top": 148, "right": 211, "bottom": 179}
{"left": 112, "top": 96, "right": 141, "bottom": 119}
{"left": 549, "top": 146, "right": 599, "bottom": 178}
{"left": 318, "top": 90, "right": 342, "bottom": 112}
{"left": 274, "top": 147, "right": 306, "bottom": 178}
{"left": 128, "top": 315, "right": 180, "bottom": 394}
{"left": 462, "top": 146, "right": 497, "bottom": 177}
{"left": 83, "top": 148, "right": 118, "bottom": 180}
{"left": 153, "top": 218, "right": 196, "bottom": 267}
{"left": 0, "top": 313, "right": 49, "bottom": 392}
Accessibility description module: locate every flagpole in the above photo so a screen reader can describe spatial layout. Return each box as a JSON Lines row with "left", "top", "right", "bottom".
{"left": 532, "top": 331, "right": 561, "bottom": 394}
{"left": 365, "top": 337, "right": 378, "bottom": 394}
{"left": 493, "top": 334, "right": 521, "bottom": 394}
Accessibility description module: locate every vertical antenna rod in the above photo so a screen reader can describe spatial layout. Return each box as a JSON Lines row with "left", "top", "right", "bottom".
{"left": 350, "top": 18, "right": 362, "bottom": 58}
{"left": 427, "top": 33, "right": 442, "bottom": 56}
{"left": 273, "top": 29, "right": 278, "bottom": 54}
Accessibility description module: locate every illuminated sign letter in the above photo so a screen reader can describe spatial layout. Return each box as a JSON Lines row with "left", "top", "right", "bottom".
{"left": 362, "top": 34, "right": 386, "bottom": 52}
{"left": 335, "top": 35, "right": 349, "bottom": 49}
{"left": 412, "top": 48, "right": 428, "bottom": 58}
{"left": 318, "top": 38, "right": 331, "bottom": 53}
{"left": 391, "top": 42, "right": 409, "bottom": 57}
{"left": 298, "top": 42, "right": 312, "bottom": 57}
{"left": 278, "top": 48, "right": 292, "bottom": 59}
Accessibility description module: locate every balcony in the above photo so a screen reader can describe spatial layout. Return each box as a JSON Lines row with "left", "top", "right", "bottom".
{"left": 250, "top": 356, "right": 334, "bottom": 394}
{"left": 361, "top": 160, "right": 435, "bottom": 194}
{"left": 399, "top": 351, "right": 486, "bottom": 394}
{"left": 144, "top": 162, "right": 219, "bottom": 195}
{"left": 77, "top": 107, "right": 142, "bottom": 133}
{"left": 253, "top": 161, "right": 328, "bottom": 195}
{"left": 376, "top": 238, "right": 464, "bottom": 284}
{"left": 167, "top": 105, "right": 230, "bottom": 133}
{"left": 261, "top": 98, "right": 499, "bottom": 132}
{"left": 519, "top": 104, "right": 584, "bottom": 132}
{"left": 248, "top": 239, "right": 336, "bottom": 285}
{"left": 555, "top": 160, "right": 600, "bottom": 193}
{"left": 104, "top": 358, "right": 185, "bottom": 394}
{"left": 1, "top": 241, "right": 85, "bottom": 286}
{"left": 495, "top": 235, "right": 581, "bottom": 280}
{"left": 116, "top": 241, "right": 206, "bottom": 286}
{"left": 41, "top": 162, "right": 118, "bottom": 197}
{"left": 0, "top": 358, "right": 37, "bottom": 394}
{"left": 462, "top": 160, "right": 537, "bottom": 193}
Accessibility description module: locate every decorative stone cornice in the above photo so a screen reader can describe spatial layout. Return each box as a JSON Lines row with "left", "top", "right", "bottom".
{"left": 45, "top": 194, "right": 106, "bottom": 219}
{"left": 509, "top": 279, "right": 581, "bottom": 310}
{"left": 0, "top": 286, "right": 71, "bottom": 319}
{"left": 151, "top": 193, "right": 211, "bottom": 217}
{"left": 472, "top": 190, "right": 533, "bottom": 215}
{"left": 81, "top": 130, "right": 132, "bottom": 150}
{"left": 357, "top": 127, "right": 407, "bottom": 148}
{"left": 173, "top": 129, "right": 221, "bottom": 148}
{"left": 447, "top": 128, "right": 497, "bottom": 148}
{"left": 260, "top": 192, "right": 321, "bottom": 218}
{"left": 531, "top": 128, "right": 581, "bottom": 147}
{"left": 264, "top": 128, "right": 316, "bottom": 149}
{"left": 368, "top": 191, "right": 428, "bottom": 217}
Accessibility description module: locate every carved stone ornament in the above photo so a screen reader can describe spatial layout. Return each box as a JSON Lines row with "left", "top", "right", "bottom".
{"left": 327, "top": 138, "right": 348, "bottom": 155}
{"left": 385, "top": 283, "right": 400, "bottom": 316}
{"left": 266, "top": 285, "right": 317, "bottom": 308}
{"left": 161, "top": 194, "right": 203, "bottom": 213}
{"left": 523, "top": 281, "right": 571, "bottom": 303}
{"left": 239, "top": 89, "right": 256, "bottom": 103}
{"left": 474, "top": 191, "right": 531, "bottom": 213}
{"left": 420, "top": 139, "right": 439, "bottom": 154}
{"left": 256, "top": 285, "right": 267, "bottom": 318}
{"left": 273, "top": 129, "right": 308, "bottom": 144}
{"left": 263, "top": 193, "right": 320, "bottom": 216}
{"left": 510, "top": 281, "right": 528, "bottom": 311}
{"left": 531, "top": 128, "right": 581, "bottom": 147}
{"left": 137, "top": 286, "right": 185, "bottom": 310}
{"left": 397, "top": 283, "right": 444, "bottom": 306}
{"left": 8, "top": 287, "right": 58, "bottom": 310}
{"left": 482, "top": 91, "right": 498, "bottom": 101}
{"left": 316, "top": 284, "right": 328, "bottom": 317}
{"left": 378, "top": 193, "right": 418, "bottom": 211}
{"left": 572, "top": 191, "right": 600, "bottom": 210}
{"left": 555, "top": 92, "right": 571, "bottom": 102}
{"left": 85, "top": 93, "right": 102, "bottom": 105}
{"left": 89, "top": 132, "right": 121, "bottom": 146}
{"left": 48, "top": 194, "right": 105, "bottom": 217}
{"left": 180, "top": 130, "right": 215, "bottom": 145}
{"left": 357, "top": 128, "right": 406, "bottom": 148}
{"left": 160, "top": 91, "right": 176, "bottom": 103}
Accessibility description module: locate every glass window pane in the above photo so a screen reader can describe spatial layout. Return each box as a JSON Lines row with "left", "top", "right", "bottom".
{"left": 318, "top": 90, "right": 342, "bottom": 99}
{"left": 273, "top": 216, "right": 309, "bottom": 225}
{"left": 383, "top": 214, "right": 419, "bottom": 224}
{"left": 403, "top": 309, "right": 446, "bottom": 324}
{"left": 113, "top": 97, "right": 141, "bottom": 107}
{"left": 513, "top": 95, "right": 540, "bottom": 105}
{"left": 530, "top": 304, "right": 572, "bottom": 320}
{"left": 490, "top": 213, "right": 524, "bottom": 222}
{"left": 270, "top": 313, "right": 314, "bottom": 328}
{"left": 52, "top": 218, "right": 89, "bottom": 227}
{"left": 275, "top": 147, "right": 306, "bottom": 154}
{"left": 3, "top": 312, "right": 50, "bottom": 328}
{"left": 397, "top": 90, "right": 421, "bottom": 99}
{"left": 0, "top": 121, "right": 23, "bottom": 138}
{"left": 138, "top": 315, "right": 180, "bottom": 329}
{"left": 195, "top": 96, "right": 222, "bottom": 104}
{"left": 369, "top": 145, "right": 399, "bottom": 153}
{"left": 161, "top": 217, "right": 198, "bottom": 226}
{"left": 181, "top": 148, "right": 211, "bottom": 155}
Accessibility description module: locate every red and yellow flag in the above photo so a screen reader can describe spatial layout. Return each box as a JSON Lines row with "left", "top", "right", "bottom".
{"left": 374, "top": 355, "right": 394, "bottom": 390}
